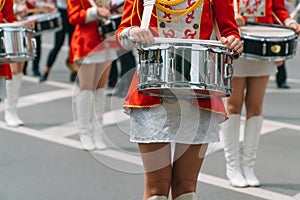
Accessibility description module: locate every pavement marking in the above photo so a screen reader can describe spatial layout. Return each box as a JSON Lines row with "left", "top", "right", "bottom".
{"left": 198, "top": 174, "right": 297, "bottom": 200}
{"left": 23, "top": 76, "right": 74, "bottom": 90}
{"left": 41, "top": 109, "right": 129, "bottom": 138}
{"left": 41, "top": 121, "right": 77, "bottom": 138}
{"left": 0, "top": 89, "right": 73, "bottom": 112}
{"left": 269, "top": 77, "right": 300, "bottom": 84}
{"left": 266, "top": 77, "right": 300, "bottom": 93}
{"left": 266, "top": 88, "right": 300, "bottom": 93}
{"left": 103, "top": 109, "right": 129, "bottom": 126}
{"left": 0, "top": 121, "right": 298, "bottom": 200}
{"left": 2, "top": 77, "right": 299, "bottom": 199}
{"left": 294, "top": 193, "right": 300, "bottom": 199}
{"left": 209, "top": 118, "right": 284, "bottom": 154}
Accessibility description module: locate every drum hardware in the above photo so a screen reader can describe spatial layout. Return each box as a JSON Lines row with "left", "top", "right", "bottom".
{"left": 137, "top": 37, "right": 234, "bottom": 98}
{"left": 0, "top": 23, "right": 36, "bottom": 63}
{"left": 97, "top": 2, "right": 124, "bottom": 37}
{"left": 98, "top": 14, "right": 122, "bottom": 37}
{"left": 24, "top": 12, "right": 62, "bottom": 35}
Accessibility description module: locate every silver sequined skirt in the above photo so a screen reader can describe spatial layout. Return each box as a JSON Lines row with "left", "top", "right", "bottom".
{"left": 130, "top": 99, "right": 226, "bottom": 144}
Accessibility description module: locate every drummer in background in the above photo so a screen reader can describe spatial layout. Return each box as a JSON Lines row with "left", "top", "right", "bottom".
{"left": 0, "top": 0, "right": 14, "bottom": 99}
{"left": 39, "top": 0, "right": 77, "bottom": 83}
{"left": 67, "top": 0, "right": 118, "bottom": 150}
{"left": 14, "top": 0, "right": 56, "bottom": 76}
{"left": 1, "top": 0, "right": 35, "bottom": 127}
{"left": 221, "top": 0, "right": 300, "bottom": 188}
{"left": 116, "top": 0, "right": 242, "bottom": 199}
{"left": 275, "top": 0, "right": 297, "bottom": 88}
{"left": 107, "top": 0, "right": 136, "bottom": 97}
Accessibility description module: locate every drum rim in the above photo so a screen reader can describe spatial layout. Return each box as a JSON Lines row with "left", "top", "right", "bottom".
{"left": 240, "top": 25, "right": 297, "bottom": 38}
{"left": 108, "top": 14, "right": 123, "bottom": 19}
{"left": 26, "top": 12, "right": 61, "bottom": 21}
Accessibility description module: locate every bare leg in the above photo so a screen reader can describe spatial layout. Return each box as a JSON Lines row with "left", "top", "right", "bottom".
{"left": 171, "top": 143, "right": 208, "bottom": 199}
{"left": 96, "top": 61, "right": 112, "bottom": 89}
{"left": 226, "top": 77, "right": 246, "bottom": 115}
{"left": 244, "top": 76, "right": 269, "bottom": 119}
{"left": 139, "top": 143, "right": 172, "bottom": 200}
{"left": 241, "top": 76, "right": 268, "bottom": 187}
{"left": 10, "top": 62, "right": 25, "bottom": 75}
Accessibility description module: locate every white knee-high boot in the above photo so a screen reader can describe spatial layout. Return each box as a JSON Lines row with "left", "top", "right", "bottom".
{"left": 221, "top": 114, "right": 248, "bottom": 187}
{"left": 4, "top": 73, "right": 24, "bottom": 127}
{"left": 92, "top": 88, "right": 107, "bottom": 150}
{"left": 76, "top": 90, "right": 95, "bottom": 150}
{"left": 174, "top": 192, "right": 197, "bottom": 200}
{"left": 241, "top": 116, "right": 263, "bottom": 187}
{"left": 147, "top": 196, "right": 168, "bottom": 200}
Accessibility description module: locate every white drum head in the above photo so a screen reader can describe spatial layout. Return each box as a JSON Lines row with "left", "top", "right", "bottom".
{"left": 240, "top": 25, "right": 295, "bottom": 37}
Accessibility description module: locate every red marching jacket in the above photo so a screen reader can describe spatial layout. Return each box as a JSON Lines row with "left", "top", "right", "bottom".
{"left": 67, "top": 0, "right": 118, "bottom": 62}
{"left": 0, "top": 0, "right": 17, "bottom": 80}
{"left": 237, "top": 0, "right": 292, "bottom": 24}
{"left": 116, "top": 0, "right": 241, "bottom": 117}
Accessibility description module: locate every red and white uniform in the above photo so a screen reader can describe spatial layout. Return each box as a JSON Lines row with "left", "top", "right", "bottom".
{"left": 234, "top": 0, "right": 295, "bottom": 77}
{"left": 116, "top": 0, "right": 240, "bottom": 117}
{"left": 239, "top": 0, "right": 293, "bottom": 24}
{"left": 0, "top": 0, "right": 17, "bottom": 80}
{"left": 67, "top": 0, "right": 118, "bottom": 63}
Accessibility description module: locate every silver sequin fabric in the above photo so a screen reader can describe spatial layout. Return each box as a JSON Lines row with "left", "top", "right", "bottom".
{"left": 130, "top": 99, "right": 225, "bottom": 144}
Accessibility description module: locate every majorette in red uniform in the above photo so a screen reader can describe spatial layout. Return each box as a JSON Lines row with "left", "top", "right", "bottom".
{"left": 221, "top": 0, "right": 300, "bottom": 189}
{"left": 67, "top": 0, "right": 119, "bottom": 151}
{"left": 0, "top": 0, "right": 17, "bottom": 80}
{"left": 67, "top": 0, "right": 118, "bottom": 63}
{"left": 116, "top": 0, "right": 241, "bottom": 118}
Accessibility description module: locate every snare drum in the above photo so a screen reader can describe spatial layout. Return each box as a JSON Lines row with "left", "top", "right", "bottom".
{"left": 240, "top": 25, "right": 298, "bottom": 61}
{"left": 0, "top": 23, "right": 36, "bottom": 63}
{"left": 138, "top": 38, "right": 234, "bottom": 98}
{"left": 98, "top": 14, "right": 122, "bottom": 36}
{"left": 25, "top": 12, "right": 62, "bottom": 35}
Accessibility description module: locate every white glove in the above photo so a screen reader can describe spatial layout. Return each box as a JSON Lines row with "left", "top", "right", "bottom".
{"left": 119, "top": 26, "right": 154, "bottom": 49}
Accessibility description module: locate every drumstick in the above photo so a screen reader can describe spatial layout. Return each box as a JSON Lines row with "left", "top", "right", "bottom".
{"left": 141, "top": 0, "right": 155, "bottom": 28}
{"left": 272, "top": 12, "right": 283, "bottom": 26}
{"left": 110, "top": 1, "right": 124, "bottom": 12}
{"left": 291, "top": 2, "right": 300, "bottom": 19}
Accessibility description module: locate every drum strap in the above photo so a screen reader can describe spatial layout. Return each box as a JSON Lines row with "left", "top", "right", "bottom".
{"left": 141, "top": 0, "right": 155, "bottom": 28}
{"left": 291, "top": 2, "right": 300, "bottom": 19}
{"left": 87, "top": 0, "right": 97, "bottom": 7}
{"left": 209, "top": 1, "right": 221, "bottom": 40}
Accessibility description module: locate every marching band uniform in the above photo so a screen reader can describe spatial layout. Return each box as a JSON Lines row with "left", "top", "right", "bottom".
{"left": 40, "top": 0, "right": 77, "bottom": 83}
{"left": 116, "top": 0, "right": 242, "bottom": 198}
{"left": 67, "top": 0, "right": 118, "bottom": 63}
{"left": 14, "top": 0, "right": 55, "bottom": 76}
{"left": 221, "top": 0, "right": 300, "bottom": 188}
{"left": 67, "top": 0, "right": 118, "bottom": 150}
{"left": 117, "top": 0, "right": 239, "bottom": 145}
{"left": 0, "top": 0, "right": 25, "bottom": 126}
{"left": 0, "top": 0, "right": 15, "bottom": 85}
{"left": 2, "top": 0, "right": 52, "bottom": 127}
